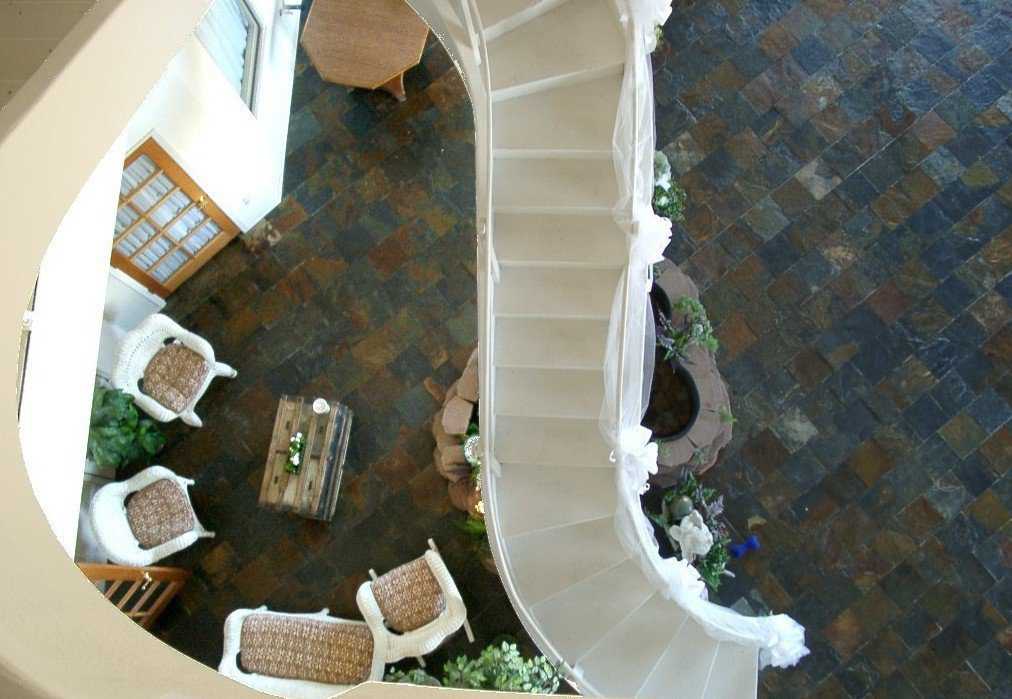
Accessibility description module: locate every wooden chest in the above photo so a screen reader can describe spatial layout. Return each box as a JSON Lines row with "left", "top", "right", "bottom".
{"left": 258, "top": 395, "right": 352, "bottom": 521}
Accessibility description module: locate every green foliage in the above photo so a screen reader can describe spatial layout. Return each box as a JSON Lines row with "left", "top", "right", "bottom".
{"left": 385, "top": 668, "right": 442, "bottom": 687}
{"left": 656, "top": 295, "right": 718, "bottom": 360}
{"left": 444, "top": 642, "right": 560, "bottom": 694}
{"left": 286, "top": 431, "right": 305, "bottom": 474}
{"left": 87, "top": 385, "right": 165, "bottom": 471}
{"left": 652, "top": 150, "right": 687, "bottom": 222}
{"left": 718, "top": 405, "right": 736, "bottom": 424}
{"left": 386, "top": 642, "right": 560, "bottom": 694}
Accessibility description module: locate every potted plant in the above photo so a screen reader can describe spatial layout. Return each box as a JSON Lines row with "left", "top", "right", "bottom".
{"left": 87, "top": 385, "right": 166, "bottom": 473}
{"left": 643, "top": 284, "right": 713, "bottom": 442}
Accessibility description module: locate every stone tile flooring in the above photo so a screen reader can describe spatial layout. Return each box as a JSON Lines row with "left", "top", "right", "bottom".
{"left": 143, "top": 0, "right": 1012, "bottom": 696}
{"left": 150, "top": 30, "right": 532, "bottom": 674}
{"left": 656, "top": 0, "right": 1011, "bottom": 696}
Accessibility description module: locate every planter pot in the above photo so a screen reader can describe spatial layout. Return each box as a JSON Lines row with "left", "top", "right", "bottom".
{"left": 644, "top": 284, "right": 701, "bottom": 442}
{"left": 640, "top": 485, "right": 677, "bottom": 559}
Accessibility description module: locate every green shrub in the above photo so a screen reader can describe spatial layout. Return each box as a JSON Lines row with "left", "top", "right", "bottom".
{"left": 87, "top": 385, "right": 165, "bottom": 471}
{"left": 385, "top": 642, "right": 560, "bottom": 694}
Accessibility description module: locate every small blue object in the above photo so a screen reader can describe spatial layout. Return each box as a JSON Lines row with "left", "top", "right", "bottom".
{"left": 730, "top": 535, "right": 760, "bottom": 559}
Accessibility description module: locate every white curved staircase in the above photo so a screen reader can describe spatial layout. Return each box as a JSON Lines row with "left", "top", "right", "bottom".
{"left": 465, "top": 0, "right": 763, "bottom": 697}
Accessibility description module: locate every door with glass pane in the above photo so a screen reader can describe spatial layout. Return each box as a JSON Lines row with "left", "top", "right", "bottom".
{"left": 112, "top": 138, "right": 240, "bottom": 297}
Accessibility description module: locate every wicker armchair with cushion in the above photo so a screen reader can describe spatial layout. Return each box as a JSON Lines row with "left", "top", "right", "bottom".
{"left": 112, "top": 313, "right": 237, "bottom": 428}
{"left": 218, "top": 607, "right": 386, "bottom": 699}
{"left": 90, "top": 465, "right": 214, "bottom": 567}
{"left": 356, "top": 539, "right": 473, "bottom": 664}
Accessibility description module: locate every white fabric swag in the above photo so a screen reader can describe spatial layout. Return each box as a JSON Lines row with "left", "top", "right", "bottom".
{"left": 196, "top": 0, "right": 256, "bottom": 97}
{"left": 600, "top": 0, "right": 809, "bottom": 670}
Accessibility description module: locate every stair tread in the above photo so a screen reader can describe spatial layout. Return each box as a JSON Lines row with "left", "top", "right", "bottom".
{"left": 638, "top": 619, "right": 720, "bottom": 699}
{"left": 494, "top": 266, "right": 618, "bottom": 319}
{"left": 497, "top": 464, "right": 616, "bottom": 537}
{"left": 703, "top": 643, "right": 760, "bottom": 698}
{"left": 579, "top": 594, "right": 691, "bottom": 699}
{"left": 531, "top": 558, "right": 654, "bottom": 663}
{"left": 495, "top": 366, "right": 603, "bottom": 419}
{"left": 495, "top": 317, "right": 609, "bottom": 369}
{"left": 495, "top": 212, "right": 625, "bottom": 266}
{"left": 493, "top": 157, "right": 617, "bottom": 210}
{"left": 505, "top": 515, "right": 626, "bottom": 606}
{"left": 494, "top": 415, "right": 612, "bottom": 467}
{"left": 493, "top": 72, "right": 622, "bottom": 151}
{"left": 487, "top": 0, "right": 624, "bottom": 95}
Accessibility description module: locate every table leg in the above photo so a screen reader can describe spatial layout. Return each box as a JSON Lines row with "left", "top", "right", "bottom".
{"left": 380, "top": 72, "right": 407, "bottom": 102}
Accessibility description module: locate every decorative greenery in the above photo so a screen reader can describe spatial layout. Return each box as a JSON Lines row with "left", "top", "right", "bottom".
{"left": 465, "top": 421, "right": 481, "bottom": 483}
{"left": 286, "top": 431, "right": 305, "bottom": 474}
{"left": 88, "top": 385, "right": 165, "bottom": 471}
{"left": 718, "top": 405, "right": 736, "bottom": 425}
{"left": 647, "top": 472, "right": 732, "bottom": 591}
{"left": 386, "top": 642, "right": 560, "bottom": 694}
{"left": 656, "top": 295, "right": 719, "bottom": 360}
{"left": 653, "top": 150, "right": 687, "bottom": 222}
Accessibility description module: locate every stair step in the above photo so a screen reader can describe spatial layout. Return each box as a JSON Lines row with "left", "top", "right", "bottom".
{"left": 495, "top": 317, "right": 608, "bottom": 369}
{"left": 495, "top": 367, "right": 603, "bottom": 419}
{"left": 703, "top": 643, "right": 759, "bottom": 698}
{"left": 495, "top": 212, "right": 625, "bottom": 267}
{"left": 474, "top": 0, "right": 564, "bottom": 41}
{"left": 494, "top": 266, "right": 618, "bottom": 319}
{"left": 578, "top": 594, "right": 690, "bottom": 699}
{"left": 493, "top": 157, "right": 617, "bottom": 211}
{"left": 493, "top": 71, "right": 622, "bottom": 152}
{"left": 487, "top": 0, "right": 624, "bottom": 98}
{"left": 638, "top": 619, "right": 720, "bottom": 699}
{"left": 495, "top": 416, "right": 612, "bottom": 467}
{"left": 531, "top": 559, "right": 654, "bottom": 663}
{"left": 497, "top": 464, "right": 616, "bottom": 537}
{"left": 505, "top": 515, "right": 626, "bottom": 606}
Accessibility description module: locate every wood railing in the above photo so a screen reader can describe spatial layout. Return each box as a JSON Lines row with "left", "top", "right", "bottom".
{"left": 77, "top": 563, "right": 189, "bottom": 629}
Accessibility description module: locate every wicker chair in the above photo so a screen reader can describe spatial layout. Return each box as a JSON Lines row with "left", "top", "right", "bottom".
{"left": 112, "top": 313, "right": 237, "bottom": 428}
{"left": 90, "top": 465, "right": 214, "bottom": 567}
{"left": 356, "top": 539, "right": 473, "bottom": 664}
{"left": 218, "top": 607, "right": 386, "bottom": 699}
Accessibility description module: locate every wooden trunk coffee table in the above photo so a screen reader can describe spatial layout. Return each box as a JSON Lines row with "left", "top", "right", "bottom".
{"left": 259, "top": 395, "right": 352, "bottom": 521}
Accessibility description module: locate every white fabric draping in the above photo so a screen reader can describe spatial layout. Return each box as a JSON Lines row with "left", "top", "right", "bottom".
{"left": 600, "top": 0, "right": 809, "bottom": 670}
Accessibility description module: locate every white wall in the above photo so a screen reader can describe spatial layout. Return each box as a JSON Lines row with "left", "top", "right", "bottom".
{"left": 97, "top": 269, "right": 165, "bottom": 379}
{"left": 124, "top": 0, "right": 301, "bottom": 232}
{"left": 18, "top": 135, "right": 126, "bottom": 556}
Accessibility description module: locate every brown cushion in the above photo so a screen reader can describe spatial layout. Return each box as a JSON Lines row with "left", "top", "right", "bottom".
{"left": 126, "top": 478, "right": 195, "bottom": 549}
{"left": 239, "top": 614, "right": 375, "bottom": 685}
{"left": 142, "top": 343, "right": 209, "bottom": 413}
{"left": 371, "top": 556, "right": 445, "bottom": 632}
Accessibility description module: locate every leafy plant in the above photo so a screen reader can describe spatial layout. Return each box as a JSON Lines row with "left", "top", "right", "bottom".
{"left": 385, "top": 668, "right": 442, "bottom": 687}
{"left": 718, "top": 405, "right": 736, "bottom": 425}
{"left": 385, "top": 642, "right": 560, "bottom": 694}
{"left": 647, "top": 472, "right": 732, "bottom": 592}
{"left": 88, "top": 385, "right": 165, "bottom": 471}
{"left": 653, "top": 150, "right": 687, "bottom": 222}
{"left": 656, "top": 296, "right": 718, "bottom": 360}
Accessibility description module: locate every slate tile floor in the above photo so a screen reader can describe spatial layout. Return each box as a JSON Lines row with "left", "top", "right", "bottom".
{"left": 150, "top": 30, "right": 532, "bottom": 675}
{"left": 656, "top": 0, "right": 1012, "bottom": 696}
{"left": 144, "top": 0, "right": 1012, "bottom": 696}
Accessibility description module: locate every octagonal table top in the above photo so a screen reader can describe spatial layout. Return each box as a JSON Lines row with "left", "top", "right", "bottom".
{"left": 301, "top": 0, "right": 429, "bottom": 90}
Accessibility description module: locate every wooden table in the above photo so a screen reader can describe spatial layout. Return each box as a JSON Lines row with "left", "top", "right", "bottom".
{"left": 259, "top": 396, "right": 352, "bottom": 521}
{"left": 300, "top": 0, "right": 429, "bottom": 102}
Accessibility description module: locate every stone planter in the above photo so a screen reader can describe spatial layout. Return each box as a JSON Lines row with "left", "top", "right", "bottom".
{"left": 644, "top": 284, "right": 701, "bottom": 443}
{"left": 649, "top": 263, "right": 734, "bottom": 479}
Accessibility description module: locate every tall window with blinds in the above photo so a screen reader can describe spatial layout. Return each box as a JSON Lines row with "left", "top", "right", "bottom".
{"left": 196, "top": 0, "right": 261, "bottom": 109}
{"left": 112, "top": 139, "right": 240, "bottom": 298}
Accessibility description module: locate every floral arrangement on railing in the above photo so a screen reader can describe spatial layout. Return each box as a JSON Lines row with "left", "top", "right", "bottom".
{"left": 646, "top": 472, "right": 730, "bottom": 591}
{"left": 653, "top": 151, "right": 686, "bottom": 222}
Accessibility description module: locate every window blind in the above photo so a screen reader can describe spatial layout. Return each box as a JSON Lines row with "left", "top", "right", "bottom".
{"left": 196, "top": 0, "right": 259, "bottom": 106}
